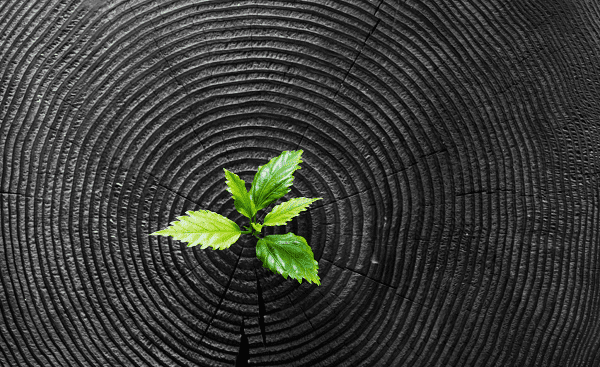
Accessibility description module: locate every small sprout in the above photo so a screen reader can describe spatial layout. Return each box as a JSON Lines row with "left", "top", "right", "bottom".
{"left": 150, "top": 150, "right": 321, "bottom": 285}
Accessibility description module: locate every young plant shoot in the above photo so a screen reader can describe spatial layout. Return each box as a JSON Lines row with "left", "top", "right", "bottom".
{"left": 150, "top": 150, "right": 321, "bottom": 285}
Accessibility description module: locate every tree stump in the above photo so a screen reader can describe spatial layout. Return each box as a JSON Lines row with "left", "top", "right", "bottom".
{"left": 1, "top": 0, "right": 600, "bottom": 365}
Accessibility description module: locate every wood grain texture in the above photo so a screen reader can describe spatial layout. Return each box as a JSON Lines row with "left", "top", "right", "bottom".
{"left": 2, "top": 0, "right": 600, "bottom": 366}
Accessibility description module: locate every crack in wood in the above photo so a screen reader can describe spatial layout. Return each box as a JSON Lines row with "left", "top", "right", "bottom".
{"left": 235, "top": 319, "right": 250, "bottom": 367}
{"left": 255, "top": 270, "right": 267, "bottom": 346}
{"left": 334, "top": 18, "right": 381, "bottom": 100}
{"left": 199, "top": 251, "right": 243, "bottom": 346}
{"left": 287, "top": 295, "right": 316, "bottom": 332}
{"left": 144, "top": 171, "right": 200, "bottom": 206}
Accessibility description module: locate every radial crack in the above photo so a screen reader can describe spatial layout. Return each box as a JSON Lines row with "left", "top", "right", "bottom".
{"left": 323, "top": 258, "right": 396, "bottom": 289}
{"left": 334, "top": 19, "right": 380, "bottom": 99}
{"left": 255, "top": 270, "right": 267, "bottom": 346}
{"left": 235, "top": 319, "right": 250, "bottom": 367}
{"left": 200, "top": 251, "right": 242, "bottom": 345}
{"left": 144, "top": 171, "right": 200, "bottom": 206}
{"left": 288, "top": 295, "right": 315, "bottom": 332}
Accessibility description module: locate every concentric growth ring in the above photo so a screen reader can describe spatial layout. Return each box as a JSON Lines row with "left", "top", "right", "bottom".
{"left": 2, "top": 0, "right": 600, "bottom": 366}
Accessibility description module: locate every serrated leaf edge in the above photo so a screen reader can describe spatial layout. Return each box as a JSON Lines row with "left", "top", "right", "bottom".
{"left": 249, "top": 150, "right": 303, "bottom": 211}
{"left": 256, "top": 233, "right": 320, "bottom": 285}
{"left": 263, "top": 197, "right": 322, "bottom": 227}
{"left": 149, "top": 210, "right": 241, "bottom": 250}
{"left": 223, "top": 168, "right": 256, "bottom": 218}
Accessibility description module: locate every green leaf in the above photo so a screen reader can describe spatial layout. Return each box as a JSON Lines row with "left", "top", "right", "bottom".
{"left": 263, "top": 197, "right": 321, "bottom": 227}
{"left": 224, "top": 168, "right": 256, "bottom": 218}
{"left": 249, "top": 150, "right": 303, "bottom": 212}
{"left": 251, "top": 222, "right": 263, "bottom": 233}
{"left": 150, "top": 210, "right": 241, "bottom": 250}
{"left": 256, "top": 233, "right": 320, "bottom": 285}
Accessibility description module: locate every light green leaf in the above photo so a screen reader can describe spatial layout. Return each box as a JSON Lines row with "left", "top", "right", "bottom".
{"left": 249, "top": 150, "right": 303, "bottom": 212}
{"left": 256, "top": 233, "right": 320, "bottom": 285}
{"left": 251, "top": 222, "right": 263, "bottom": 233}
{"left": 263, "top": 197, "right": 321, "bottom": 227}
{"left": 224, "top": 168, "right": 256, "bottom": 218}
{"left": 150, "top": 210, "right": 241, "bottom": 250}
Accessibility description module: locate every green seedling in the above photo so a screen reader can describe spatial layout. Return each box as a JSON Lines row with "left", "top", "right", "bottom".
{"left": 150, "top": 150, "right": 321, "bottom": 285}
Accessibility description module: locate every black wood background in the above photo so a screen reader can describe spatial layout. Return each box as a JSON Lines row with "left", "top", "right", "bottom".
{"left": 2, "top": 0, "right": 600, "bottom": 366}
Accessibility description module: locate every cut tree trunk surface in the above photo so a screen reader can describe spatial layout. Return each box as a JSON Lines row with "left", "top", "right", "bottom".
{"left": 1, "top": 0, "right": 600, "bottom": 366}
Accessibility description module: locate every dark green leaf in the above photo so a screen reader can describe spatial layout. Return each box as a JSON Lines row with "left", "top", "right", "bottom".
{"left": 249, "top": 150, "right": 303, "bottom": 212}
{"left": 256, "top": 233, "right": 320, "bottom": 285}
